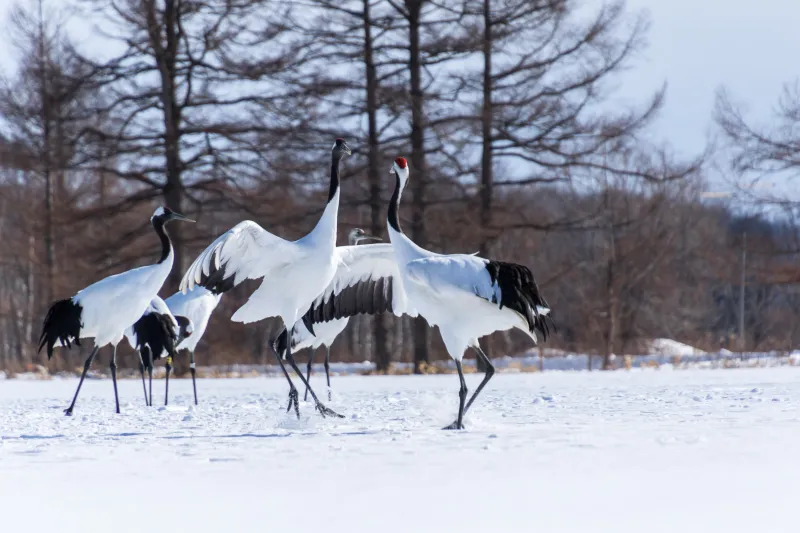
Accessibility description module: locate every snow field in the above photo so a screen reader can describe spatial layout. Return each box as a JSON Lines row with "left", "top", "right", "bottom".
{"left": 1, "top": 368, "right": 798, "bottom": 532}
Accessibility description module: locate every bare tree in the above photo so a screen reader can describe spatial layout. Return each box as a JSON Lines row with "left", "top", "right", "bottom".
{"left": 72, "top": 0, "right": 313, "bottom": 291}
{"left": 715, "top": 83, "right": 800, "bottom": 202}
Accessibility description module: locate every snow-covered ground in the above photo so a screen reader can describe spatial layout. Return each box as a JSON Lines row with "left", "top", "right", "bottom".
{"left": 1, "top": 368, "right": 798, "bottom": 532}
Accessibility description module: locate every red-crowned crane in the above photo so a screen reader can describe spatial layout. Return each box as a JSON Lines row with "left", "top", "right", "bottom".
{"left": 180, "top": 139, "right": 351, "bottom": 419}
{"left": 298, "top": 158, "right": 555, "bottom": 429}
{"left": 38, "top": 207, "right": 194, "bottom": 415}
{"left": 125, "top": 296, "right": 194, "bottom": 406}
{"left": 273, "top": 228, "right": 380, "bottom": 402}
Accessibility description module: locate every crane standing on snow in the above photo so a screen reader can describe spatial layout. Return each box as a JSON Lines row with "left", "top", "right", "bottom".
{"left": 298, "top": 158, "right": 555, "bottom": 429}
{"left": 38, "top": 207, "right": 194, "bottom": 416}
{"left": 273, "top": 227, "right": 381, "bottom": 402}
{"left": 180, "top": 139, "right": 352, "bottom": 419}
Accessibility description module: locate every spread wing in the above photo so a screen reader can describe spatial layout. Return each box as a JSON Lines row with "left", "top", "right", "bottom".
{"left": 301, "top": 243, "right": 417, "bottom": 330}
{"left": 180, "top": 220, "right": 296, "bottom": 294}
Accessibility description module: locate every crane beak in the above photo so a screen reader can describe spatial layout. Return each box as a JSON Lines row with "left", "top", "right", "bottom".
{"left": 359, "top": 234, "right": 381, "bottom": 242}
{"left": 169, "top": 212, "right": 195, "bottom": 223}
{"left": 343, "top": 143, "right": 352, "bottom": 156}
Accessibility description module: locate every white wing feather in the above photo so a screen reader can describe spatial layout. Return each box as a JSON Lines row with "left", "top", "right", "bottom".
{"left": 164, "top": 287, "right": 222, "bottom": 351}
{"left": 404, "top": 254, "right": 496, "bottom": 302}
{"left": 180, "top": 221, "right": 296, "bottom": 292}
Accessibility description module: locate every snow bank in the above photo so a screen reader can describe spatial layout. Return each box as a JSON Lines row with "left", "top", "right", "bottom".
{"left": 648, "top": 337, "right": 706, "bottom": 357}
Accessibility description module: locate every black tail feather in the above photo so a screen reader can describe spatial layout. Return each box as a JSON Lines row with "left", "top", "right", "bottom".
{"left": 272, "top": 328, "right": 289, "bottom": 355}
{"left": 38, "top": 299, "right": 82, "bottom": 359}
{"left": 485, "top": 261, "right": 555, "bottom": 342}
{"left": 271, "top": 325, "right": 301, "bottom": 356}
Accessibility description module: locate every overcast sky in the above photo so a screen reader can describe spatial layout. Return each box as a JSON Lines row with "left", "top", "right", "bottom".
{"left": 0, "top": 0, "right": 798, "bottom": 197}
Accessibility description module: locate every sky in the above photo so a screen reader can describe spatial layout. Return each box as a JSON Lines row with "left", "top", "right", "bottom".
{"left": 617, "top": 0, "right": 800, "bottom": 199}
{"left": 620, "top": 0, "right": 800, "bottom": 149}
{"left": 0, "top": 0, "right": 798, "bottom": 198}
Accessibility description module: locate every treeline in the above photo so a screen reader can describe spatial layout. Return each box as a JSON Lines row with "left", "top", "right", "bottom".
{"left": 0, "top": 0, "right": 797, "bottom": 373}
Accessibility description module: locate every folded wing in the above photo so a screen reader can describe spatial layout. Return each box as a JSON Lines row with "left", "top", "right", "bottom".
{"left": 405, "top": 254, "right": 554, "bottom": 339}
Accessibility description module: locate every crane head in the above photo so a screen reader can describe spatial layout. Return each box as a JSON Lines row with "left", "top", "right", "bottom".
{"left": 152, "top": 206, "right": 195, "bottom": 225}
{"left": 348, "top": 227, "right": 381, "bottom": 245}
{"left": 390, "top": 157, "right": 409, "bottom": 184}
{"left": 175, "top": 315, "right": 194, "bottom": 340}
{"left": 333, "top": 138, "right": 352, "bottom": 157}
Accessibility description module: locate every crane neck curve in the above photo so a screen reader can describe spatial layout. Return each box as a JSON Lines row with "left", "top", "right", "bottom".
{"left": 307, "top": 151, "right": 343, "bottom": 248}
{"left": 387, "top": 171, "right": 404, "bottom": 234}
{"left": 328, "top": 152, "right": 343, "bottom": 202}
{"left": 153, "top": 218, "right": 173, "bottom": 264}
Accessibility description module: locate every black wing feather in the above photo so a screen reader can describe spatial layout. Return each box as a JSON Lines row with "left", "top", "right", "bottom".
{"left": 132, "top": 312, "right": 179, "bottom": 361}
{"left": 300, "top": 277, "right": 396, "bottom": 332}
{"left": 196, "top": 257, "right": 236, "bottom": 295}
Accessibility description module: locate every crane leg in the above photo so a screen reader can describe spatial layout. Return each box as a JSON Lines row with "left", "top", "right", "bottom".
{"left": 269, "top": 335, "right": 300, "bottom": 419}
{"left": 110, "top": 344, "right": 120, "bottom": 414}
{"left": 443, "top": 360, "right": 468, "bottom": 430}
{"left": 324, "top": 346, "right": 332, "bottom": 402}
{"left": 64, "top": 345, "right": 99, "bottom": 416}
{"left": 164, "top": 356, "right": 172, "bottom": 406}
{"left": 286, "top": 347, "right": 344, "bottom": 419}
{"left": 304, "top": 348, "right": 314, "bottom": 402}
{"left": 147, "top": 349, "right": 154, "bottom": 408}
{"left": 189, "top": 350, "right": 198, "bottom": 406}
{"left": 138, "top": 351, "right": 149, "bottom": 406}
{"left": 463, "top": 346, "right": 495, "bottom": 415}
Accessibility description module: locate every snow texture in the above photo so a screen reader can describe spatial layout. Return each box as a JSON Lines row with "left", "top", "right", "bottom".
{"left": 1, "top": 368, "right": 798, "bottom": 532}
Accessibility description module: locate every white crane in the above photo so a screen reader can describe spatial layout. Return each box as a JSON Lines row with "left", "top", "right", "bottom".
{"left": 125, "top": 296, "right": 194, "bottom": 406}
{"left": 38, "top": 206, "right": 194, "bottom": 415}
{"left": 273, "top": 228, "right": 380, "bottom": 402}
{"left": 164, "top": 286, "right": 224, "bottom": 405}
{"left": 180, "top": 139, "right": 352, "bottom": 419}
{"left": 300, "top": 157, "right": 555, "bottom": 429}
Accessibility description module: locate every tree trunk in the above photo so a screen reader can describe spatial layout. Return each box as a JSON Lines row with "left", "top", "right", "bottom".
{"left": 363, "top": 0, "right": 390, "bottom": 372}
{"left": 156, "top": 0, "right": 184, "bottom": 292}
{"left": 407, "top": 1, "right": 429, "bottom": 373}
{"left": 477, "top": 0, "right": 494, "bottom": 372}
{"left": 37, "top": 0, "right": 54, "bottom": 305}
{"left": 603, "top": 227, "right": 617, "bottom": 370}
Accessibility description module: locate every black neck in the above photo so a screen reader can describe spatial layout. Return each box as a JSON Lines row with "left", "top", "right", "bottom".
{"left": 153, "top": 219, "right": 172, "bottom": 263}
{"left": 328, "top": 153, "right": 342, "bottom": 202}
{"left": 388, "top": 171, "right": 403, "bottom": 233}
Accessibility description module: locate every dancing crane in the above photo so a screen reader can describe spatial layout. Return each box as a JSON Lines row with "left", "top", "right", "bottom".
{"left": 273, "top": 228, "right": 380, "bottom": 402}
{"left": 180, "top": 139, "right": 351, "bottom": 419}
{"left": 299, "top": 158, "right": 554, "bottom": 429}
{"left": 38, "top": 207, "right": 194, "bottom": 415}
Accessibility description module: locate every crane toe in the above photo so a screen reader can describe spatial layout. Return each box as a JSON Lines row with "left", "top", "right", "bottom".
{"left": 286, "top": 389, "right": 300, "bottom": 419}
{"left": 316, "top": 403, "right": 344, "bottom": 419}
